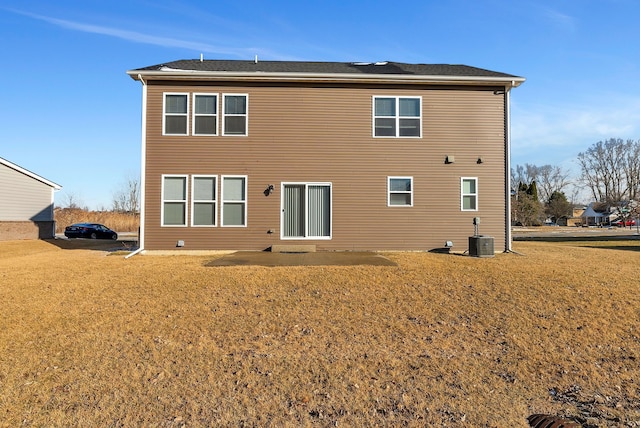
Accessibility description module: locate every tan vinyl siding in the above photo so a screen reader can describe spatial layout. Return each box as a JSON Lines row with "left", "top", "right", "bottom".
{"left": 142, "top": 81, "right": 507, "bottom": 251}
{"left": 0, "top": 163, "right": 54, "bottom": 222}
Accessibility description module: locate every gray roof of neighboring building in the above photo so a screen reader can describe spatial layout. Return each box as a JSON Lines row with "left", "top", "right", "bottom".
{"left": 128, "top": 59, "right": 524, "bottom": 85}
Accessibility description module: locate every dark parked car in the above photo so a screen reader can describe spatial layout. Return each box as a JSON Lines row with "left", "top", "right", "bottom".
{"left": 64, "top": 223, "right": 118, "bottom": 240}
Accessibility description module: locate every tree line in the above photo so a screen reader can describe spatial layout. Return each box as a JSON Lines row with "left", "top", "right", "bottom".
{"left": 60, "top": 175, "right": 140, "bottom": 213}
{"left": 513, "top": 138, "right": 640, "bottom": 226}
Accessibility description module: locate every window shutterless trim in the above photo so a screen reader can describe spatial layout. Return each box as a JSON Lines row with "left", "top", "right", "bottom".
{"left": 373, "top": 96, "right": 422, "bottom": 138}
{"left": 163, "top": 93, "right": 189, "bottom": 136}
{"left": 191, "top": 175, "right": 217, "bottom": 227}
{"left": 222, "top": 94, "right": 249, "bottom": 136}
{"left": 192, "top": 93, "right": 218, "bottom": 136}
{"left": 161, "top": 174, "right": 188, "bottom": 226}
{"left": 221, "top": 175, "right": 248, "bottom": 227}
{"left": 461, "top": 177, "right": 478, "bottom": 211}
{"left": 387, "top": 176, "right": 414, "bottom": 207}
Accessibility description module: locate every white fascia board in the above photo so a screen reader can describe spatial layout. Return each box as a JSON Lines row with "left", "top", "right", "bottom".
{"left": 127, "top": 70, "right": 525, "bottom": 88}
{"left": 0, "top": 157, "right": 62, "bottom": 190}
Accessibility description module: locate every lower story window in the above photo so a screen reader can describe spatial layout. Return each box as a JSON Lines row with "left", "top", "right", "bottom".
{"left": 222, "top": 176, "right": 247, "bottom": 226}
{"left": 461, "top": 177, "right": 478, "bottom": 211}
{"left": 388, "top": 177, "right": 413, "bottom": 206}
{"left": 162, "top": 175, "right": 187, "bottom": 226}
{"left": 282, "top": 183, "right": 331, "bottom": 239}
{"left": 192, "top": 176, "right": 217, "bottom": 226}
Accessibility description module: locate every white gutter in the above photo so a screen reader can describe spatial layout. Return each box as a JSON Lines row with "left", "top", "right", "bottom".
{"left": 126, "top": 73, "right": 147, "bottom": 259}
{"left": 126, "top": 70, "right": 525, "bottom": 88}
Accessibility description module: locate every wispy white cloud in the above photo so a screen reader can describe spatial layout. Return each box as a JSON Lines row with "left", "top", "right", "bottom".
{"left": 540, "top": 7, "right": 577, "bottom": 32}
{"left": 511, "top": 96, "right": 640, "bottom": 166}
{"left": 7, "top": 8, "right": 261, "bottom": 58}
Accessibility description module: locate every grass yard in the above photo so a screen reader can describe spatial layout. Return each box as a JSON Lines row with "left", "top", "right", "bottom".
{"left": 0, "top": 239, "right": 638, "bottom": 427}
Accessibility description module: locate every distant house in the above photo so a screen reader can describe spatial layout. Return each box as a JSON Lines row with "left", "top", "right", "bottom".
{"left": 127, "top": 59, "right": 524, "bottom": 252}
{"left": 566, "top": 206, "right": 586, "bottom": 227}
{"left": 580, "top": 202, "right": 610, "bottom": 226}
{"left": 0, "top": 157, "right": 61, "bottom": 240}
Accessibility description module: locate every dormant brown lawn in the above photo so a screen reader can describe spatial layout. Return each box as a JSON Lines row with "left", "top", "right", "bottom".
{"left": 1, "top": 238, "right": 638, "bottom": 427}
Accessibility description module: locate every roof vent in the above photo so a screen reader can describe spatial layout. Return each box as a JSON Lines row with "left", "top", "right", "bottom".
{"left": 353, "top": 62, "right": 371, "bottom": 66}
{"left": 374, "top": 61, "right": 388, "bottom": 66}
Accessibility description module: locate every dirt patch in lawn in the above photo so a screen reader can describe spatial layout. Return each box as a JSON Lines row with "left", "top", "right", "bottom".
{"left": 1, "top": 239, "right": 639, "bottom": 427}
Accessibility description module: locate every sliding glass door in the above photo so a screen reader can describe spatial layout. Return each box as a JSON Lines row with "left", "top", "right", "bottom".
{"left": 282, "top": 183, "right": 331, "bottom": 239}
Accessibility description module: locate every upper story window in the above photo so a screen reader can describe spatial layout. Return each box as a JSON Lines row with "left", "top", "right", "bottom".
{"left": 223, "top": 94, "right": 248, "bottom": 136}
{"left": 388, "top": 177, "right": 413, "bottom": 207}
{"left": 461, "top": 177, "right": 478, "bottom": 211}
{"left": 193, "top": 94, "right": 217, "bottom": 136}
{"left": 164, "top": 94, "right": 189, "bottom": 135}
{"left": 374, "top": 96, "right": 421, "bottom": 138}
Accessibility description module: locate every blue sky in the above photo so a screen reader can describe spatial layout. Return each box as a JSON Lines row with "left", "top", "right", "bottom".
{"left": 1, "top": 0, "right": 639, "bottom": 208}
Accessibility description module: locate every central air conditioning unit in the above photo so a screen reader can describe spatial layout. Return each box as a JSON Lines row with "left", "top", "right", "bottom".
{"left": 468, "top": 235, "right": 494, "bottom": 257}
{"left": 468, "top": 217, "right": 494, "bottom": 257}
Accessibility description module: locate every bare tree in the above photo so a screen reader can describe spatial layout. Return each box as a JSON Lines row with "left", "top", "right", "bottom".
{"left": 577, "top": 138, "right": 632, "bottom": 203}
{"left": 510, "top": 164, "right": 538, "bottom": 193}
{"left": 60, "top": 192, "right": 85, "bottom": 210}
{"left": 535, "top": 165, "right": 572, "bottom": 203}
{"left": 511, "top": 163, "right": 570, "bottom": 202}
{"left": 577, "top": 138, "right": 640, "bottom": 226}
{"left": 112, "top": 175, "right": 140, "bottom": 213}
{"left": 623, "top": 141, "right": 640, "bottom": 202}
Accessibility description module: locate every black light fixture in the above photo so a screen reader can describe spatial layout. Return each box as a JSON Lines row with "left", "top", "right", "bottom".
{"left": 264, "top": 184, "right": 275, "bottom": 196}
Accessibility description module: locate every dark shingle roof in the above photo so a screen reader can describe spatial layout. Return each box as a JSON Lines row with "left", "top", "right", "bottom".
{"left": 131, "top": 59, "right": 522, "bottom": 80}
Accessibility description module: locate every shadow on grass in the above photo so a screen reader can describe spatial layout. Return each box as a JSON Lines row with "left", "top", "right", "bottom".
{"left": 206, "top": 251, "right": 398, "bottom": 267}
{"left": 514, "top": 235, "right": 640, "bottom": 243}
{"left": 43, "top": 237, "right": 139, "bottom": 252}
{"left": 583, "top": 245, "right": 640, "bottom": 252}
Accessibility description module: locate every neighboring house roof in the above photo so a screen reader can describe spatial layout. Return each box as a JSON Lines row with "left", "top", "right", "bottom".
{"left": 128, "top": 59, "right": 525, "bottom": 87}
{"left": 0, "top": 157, "right": 61, "bottom": 190}
{"left": 581, "top": 202, "right": 609, "bottom": 218}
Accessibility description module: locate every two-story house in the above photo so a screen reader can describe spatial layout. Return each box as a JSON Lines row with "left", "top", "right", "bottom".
{"left": 127, "top": 59, "right": 524, "bottom": 253}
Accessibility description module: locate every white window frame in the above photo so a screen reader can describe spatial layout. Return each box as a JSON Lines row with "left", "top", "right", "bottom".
{"left": 191, "top": 175, "right": 217, "bottom": 227}
{"left": 222, "top": 94, "right": 249, "bottom": 136}
{"left": 387, "top": 177, "right": 414, "bottom": 207}
{"left": 161, "top": 174, "right": 188, "bottom": 227}
{"left": 163, "top": 93, "right": 189, "bottom": 136}
{"left": 221, "top": 175, "right": 248, "bottom": 227}
{"left": 373, "top": 96, "right": 422, "bottom": 138}
{"left": 281, "top": 182, "right": 333, "bottom": 240}
{"left": 192, "top": 93, "right": 218, "bottom": 136}
{"left": 461, "top": 177, "right": 478, "bottom": 211}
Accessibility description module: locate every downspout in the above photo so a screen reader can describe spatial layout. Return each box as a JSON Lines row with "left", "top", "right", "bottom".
{"left": 52, "top": 186, "right": 61, "bottom": 238}
{"left": 504, "top": 86, "right": 513, "bottom": 252}
{"left": 126, "top": 74, "right": 147, "bottom": 259}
